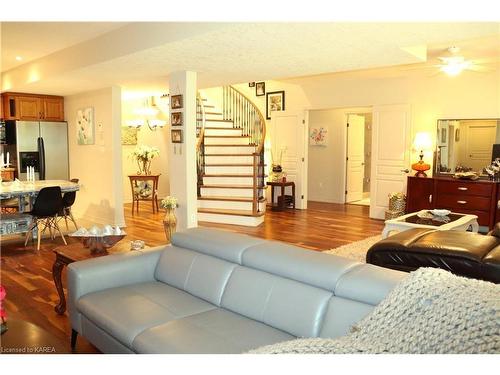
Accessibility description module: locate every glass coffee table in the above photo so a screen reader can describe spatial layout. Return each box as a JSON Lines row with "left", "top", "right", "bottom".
{"left": 382, "top": 210, "right": 479, "bottom": 239}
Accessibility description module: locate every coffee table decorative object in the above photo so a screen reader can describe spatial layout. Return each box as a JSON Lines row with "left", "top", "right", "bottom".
{"left": 385, "top": 192, "right": 406, "bottom": 220}
{"left": 382, "top": 209, "right": 479, "bottom": 239}
{"left": 70, "top": 225, "right": 126, "bottom": 254}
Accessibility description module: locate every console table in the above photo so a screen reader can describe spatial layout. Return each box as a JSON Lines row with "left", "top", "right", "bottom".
{"left": 128, "top": 174, "right": 160, "bottom": 215}
{"left": 406, "top": 176, "right": 498, "bottom": 229}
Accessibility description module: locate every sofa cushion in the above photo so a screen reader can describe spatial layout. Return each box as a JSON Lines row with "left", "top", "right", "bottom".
{"left": 132, "top": 308, "right": 294, "bottom": 354}
{"left": 221, "top": 266, "right": 332, "bottom": 337}
{"left": 334, "top": 264, "right": 406, "bottom": 305}
{"left": 242, "top": 241, "right": 361, "bottom": 292}
{"left": 171, "top": 227, "right": 265, "bottom": 264}
{"left": 154, "top": 246, "right": 236, "bottom": 306}
{"left": 76, "top": 281, "right": 216, "bottom": 347}
{"left": 318, "top": 296, "right": 374, "bottom": 338}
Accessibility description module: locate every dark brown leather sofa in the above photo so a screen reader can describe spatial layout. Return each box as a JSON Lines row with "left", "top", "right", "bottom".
{"left": 366, "top": 226, "right": 500, "bottom": 283}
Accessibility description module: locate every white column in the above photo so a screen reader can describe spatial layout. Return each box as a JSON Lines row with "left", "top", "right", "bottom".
{"left": 168, "top": 71, "right": 198, "bottom": 230}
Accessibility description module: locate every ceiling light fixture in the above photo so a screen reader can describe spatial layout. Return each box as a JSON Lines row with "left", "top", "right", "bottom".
{"left": 440, "top": 56, "right": 471, "bottom": 77}
{"left": 128, "top": 96, "right": 167, "bottom": 131}
{"left": 15, "top": 56, "right": 23, "bottom": 61}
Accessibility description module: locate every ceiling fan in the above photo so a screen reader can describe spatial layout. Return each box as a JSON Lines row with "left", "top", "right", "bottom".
{"left": 404, "top": 46, "right": 492, "bottom": 76}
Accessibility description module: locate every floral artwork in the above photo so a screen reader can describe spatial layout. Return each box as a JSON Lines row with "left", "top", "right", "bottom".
{"left": 309, "top": 127, "right": 328, "bottom": 146}
{"left": 76, "top": 107, "right": 95, "bottom": 145}
{"left": 121, "top": 127, "right": 138, "bottom": 145}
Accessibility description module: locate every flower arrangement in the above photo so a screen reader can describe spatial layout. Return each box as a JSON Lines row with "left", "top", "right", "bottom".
{"left": 484, "top": 158, "right": 500, "bottom": 181}
{"left": 131, "top": 145, "right": 160, "bottom": 175}
{"left": 160, "top": 196, "right": 178, "bottom": 210}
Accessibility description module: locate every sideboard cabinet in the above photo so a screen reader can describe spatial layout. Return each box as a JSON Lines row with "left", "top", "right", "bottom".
{"left": 406, "top": 176, "right": 498, "bottom": 229}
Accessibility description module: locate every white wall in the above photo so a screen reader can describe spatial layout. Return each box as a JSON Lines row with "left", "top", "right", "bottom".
{"left": 121, "top": 95, "right": 170, "bottom": 203}
{"left": 289, "top": 67, "right": 500, "bottom": 152}
{"left": 65, "top": 86, "right": 125, "bottom": 227}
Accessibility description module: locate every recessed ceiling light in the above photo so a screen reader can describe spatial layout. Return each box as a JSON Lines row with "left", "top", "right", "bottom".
{"left": 15, "top": 56, "right": 23, "bottom": 61}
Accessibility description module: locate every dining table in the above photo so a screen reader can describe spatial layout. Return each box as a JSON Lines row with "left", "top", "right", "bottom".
{"left": 0, "top": 179, "right": 80, "bottom": 236}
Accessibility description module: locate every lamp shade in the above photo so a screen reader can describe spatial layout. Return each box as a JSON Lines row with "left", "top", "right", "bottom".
{"left": 413, "top": 132, "right": 433, "bottom": 151}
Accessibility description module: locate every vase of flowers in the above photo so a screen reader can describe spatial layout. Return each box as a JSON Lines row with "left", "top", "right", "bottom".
{"left": 131, "top": 145, "right": 160, "bottom": 175}
{"left": 160, "top": 196, "right": 178, "bottom": 243}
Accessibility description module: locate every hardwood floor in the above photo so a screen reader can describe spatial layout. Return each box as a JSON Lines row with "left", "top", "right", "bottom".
{"left": 0, "top": 201, "right": 383, "bottom": 354}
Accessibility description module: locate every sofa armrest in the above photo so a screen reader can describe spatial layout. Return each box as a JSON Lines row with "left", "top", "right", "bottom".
{"left": 68, "top": 246, "right": 166, "bottom": 332}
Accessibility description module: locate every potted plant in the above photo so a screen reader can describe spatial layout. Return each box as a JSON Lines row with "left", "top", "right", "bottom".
{"left": 131, "top": 145, "right": 160, "bottom": 175}
{"left": 160, "top": 196, "right": 178, "bottom": 243}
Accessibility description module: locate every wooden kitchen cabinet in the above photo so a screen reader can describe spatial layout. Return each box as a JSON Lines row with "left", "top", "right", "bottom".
{"left": 1, "top": 92, "right": 64, "bottom": 121}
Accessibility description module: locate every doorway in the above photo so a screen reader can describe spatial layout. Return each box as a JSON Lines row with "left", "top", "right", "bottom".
{"left": 345, "top": 112, "right": 372, "bottom": 206}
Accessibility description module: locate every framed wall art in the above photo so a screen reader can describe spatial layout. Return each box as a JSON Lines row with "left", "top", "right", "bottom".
{"left": 255, "top": 82, "right": 265, "bottom": 97}
{"left": 266, "top": 91, "right": 285, "bottom": 120}
{"left": 248, "top": 82, "right": 255, "bottom": 87}
{"left": 171, "top": 129, "right": 183, "bottom": 143}
{"left": 170, "top": 95, "right": 183, "bottom": 110}
{"left": 121, "top": 126, "right": 138, "bottom": 145}
{"left": 309, "top": 127, "right": 328, "bottom": 146}
{"left": 76, "top": 107, "right": 95, "bottom": 145}
{"left": 171, "top": 112, "right": 183, "bottom": 126}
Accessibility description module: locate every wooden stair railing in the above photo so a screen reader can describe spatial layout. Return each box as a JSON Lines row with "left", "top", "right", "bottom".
{"left": 196, "top": 93, "right": 206, "bottom": 197}
{"left": 222, "top": 86, "right": 267, "bottom": 215}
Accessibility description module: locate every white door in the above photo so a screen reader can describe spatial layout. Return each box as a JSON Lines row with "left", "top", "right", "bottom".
{"left": 370, "top": 104, "right": 411, "bottom": 219}
{"left": 346, "top": 114, "right": 365, "bottom": 202}
{"left": 463, "top": 121, "right": 497, "bottom": 172}
{"left": 270, "top": 110, "right": 308, "bottom": 209}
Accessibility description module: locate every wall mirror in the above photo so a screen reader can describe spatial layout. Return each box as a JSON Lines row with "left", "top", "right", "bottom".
{"left": 435, "top": 118, "right": 500, "bottom": 177}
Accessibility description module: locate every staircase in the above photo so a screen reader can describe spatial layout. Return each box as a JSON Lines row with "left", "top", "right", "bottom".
{"left": 196, "top": 87, "right": 266, "bottom": 226}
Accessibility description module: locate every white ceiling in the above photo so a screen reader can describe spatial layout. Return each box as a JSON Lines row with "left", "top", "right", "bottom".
{"left": 1, "top": 22, "right": 499, "bottom": 95}
{"left": 1, "top": 22, "right": 127, "bottom": 71}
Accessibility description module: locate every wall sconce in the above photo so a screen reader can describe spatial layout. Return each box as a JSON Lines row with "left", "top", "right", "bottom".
{"left": 128, "top": 96, "right": 168, "bottom": 131}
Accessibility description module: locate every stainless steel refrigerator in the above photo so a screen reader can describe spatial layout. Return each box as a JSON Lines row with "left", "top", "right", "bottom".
{"left": 13, "top": 121, "right": 69, "bottom": 180}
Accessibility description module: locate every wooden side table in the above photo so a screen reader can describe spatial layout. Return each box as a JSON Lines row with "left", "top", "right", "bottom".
{"left": 266, "top": 181, "right": 296, "bottom": 211}
{"left": 52, "top": 241, "right": 149, "bottom": 315}
{"left": 128, "top": 174, "right": 160, "bottom": 215}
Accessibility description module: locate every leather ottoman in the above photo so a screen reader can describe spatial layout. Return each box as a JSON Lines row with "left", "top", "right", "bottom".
{"left": 366, "top": 227, "right": 500, "bottom": 283}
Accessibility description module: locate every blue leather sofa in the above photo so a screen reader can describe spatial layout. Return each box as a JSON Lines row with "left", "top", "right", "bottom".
{"left": 68, "top": 227, "right": 406, "bottom": 353}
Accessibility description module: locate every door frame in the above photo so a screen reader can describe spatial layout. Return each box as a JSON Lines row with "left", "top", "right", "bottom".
{"left": 305, "top": 106, "right": 372, "bottom": 205}
{"left": 269, "top": 109, "right": 308, "bottom": 209}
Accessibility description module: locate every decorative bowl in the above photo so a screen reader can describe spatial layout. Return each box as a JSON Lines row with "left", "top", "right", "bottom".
{"left": 71, "top": 234, "right": 126, "bottom": 254}
{"left": 70, "top": 225, "right": 126, "bottom": 254}
{"left": 430, "top": 209, "right": 451, "bottom": 217}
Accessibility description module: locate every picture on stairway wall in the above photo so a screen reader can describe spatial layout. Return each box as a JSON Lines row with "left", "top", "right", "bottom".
{"left": 249, "top": 82, "right": 255, "bottom": 87}
{"left": 171, "top": 112, "right": 182, "bottom": 126}
{"left": 266, "top": 91, "right": 285, "bottom": 120}
{"left": 256, "top": 82, "right": 265, "bottom": 96}
{"left": 171, "top": 129, "right": 183, "bottom": 143}
{"left": 170, "top": 95, "right": 183, "bottom": 109}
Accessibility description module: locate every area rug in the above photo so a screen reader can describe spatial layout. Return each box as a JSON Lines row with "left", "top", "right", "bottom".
{"left": 322, "top": 235, "right": 381, "bottom": 263}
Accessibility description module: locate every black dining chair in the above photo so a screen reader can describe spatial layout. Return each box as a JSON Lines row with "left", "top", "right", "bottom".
{"left": 59, "top": 178, "right": 79, "bottom": 230}
{"left": 24, "top": 186, "right": 67, "bottom": 251}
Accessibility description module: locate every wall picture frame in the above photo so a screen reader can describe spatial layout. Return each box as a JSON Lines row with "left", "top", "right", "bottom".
{"left": 170, "top": 95, "right": 183, "bottom": 110}
{"left": 121, "top": 126, "right": 138, "bottom": 145}
{"left": 248, "top": 82, "right": 255, "bottom": 87}
{"left": 171, "top": 112, "right": 183, "bottom": 126}
{"left": 171, "top": 129, "right": 183, "bottom": 143}
{"left": 76, "top": 107, "right": 95, "bottom": 145}
{"left": 255, "top": 82, "right": 265, "bottom": 96}
{"left": 266, "top": 91, "right": 285, "bottom": 120}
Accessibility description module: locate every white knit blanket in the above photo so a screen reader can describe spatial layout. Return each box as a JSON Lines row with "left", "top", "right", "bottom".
{"left": 250, "top": 268, "right": 500, "bottom": 354}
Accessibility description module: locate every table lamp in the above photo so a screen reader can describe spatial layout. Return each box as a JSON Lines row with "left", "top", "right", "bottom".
{"left": 411, "top": 132, "right": 433, "bottom": 177}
